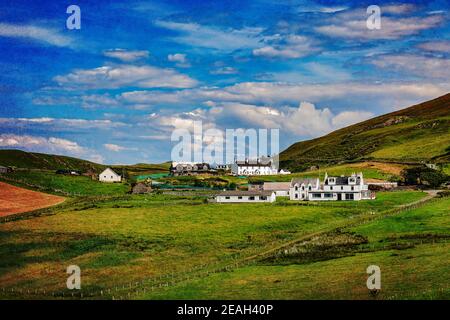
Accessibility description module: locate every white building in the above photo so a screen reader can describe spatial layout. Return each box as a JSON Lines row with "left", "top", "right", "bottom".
{"left": 289, "top": 178, "right": 321, "bottom": 200}
{"left": 289, "top": 172, "right": 374, "bottom": 201}
{"left": 215, "top": 190, "right": 276, "bottom": 203}
{"left": 99, "top": 168, "right": 122, "bottom": 183}
{"left": 231, "top": 158, "right": 278, "bottom": 176}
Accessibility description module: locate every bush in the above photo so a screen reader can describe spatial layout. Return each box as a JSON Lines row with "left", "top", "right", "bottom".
{"left": 401, "top": 166, "right": 449, "bottom": 188}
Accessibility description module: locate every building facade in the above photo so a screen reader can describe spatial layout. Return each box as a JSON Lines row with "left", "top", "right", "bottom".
{"left": 99, "top": 168, "right": 122, "bottom": 183}
{"left": 290, "top": 173, "right": 374, "bottom": 201}
{"left": 215, "top": 190, "right": 276, "bottom": 203}
{"left": 231, "top": 158, "right": 278, "bottom": 176}
{"left": 170, "top": 162, "right": 215, "bottom": 176}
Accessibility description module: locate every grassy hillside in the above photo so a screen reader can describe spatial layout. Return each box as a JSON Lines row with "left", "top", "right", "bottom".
{"left": 0, "top": 149, "right": 105, "bottom": 171}
{"left": 280, "top": 93, "right": 450, "bottom": 171}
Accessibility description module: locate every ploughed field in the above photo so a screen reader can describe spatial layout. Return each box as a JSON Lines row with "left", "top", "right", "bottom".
{"left": 0, "top": 182, "right": 65, "bottom": 218}
{"left": 1, "top": 189, "right": 448, "bottom": 300}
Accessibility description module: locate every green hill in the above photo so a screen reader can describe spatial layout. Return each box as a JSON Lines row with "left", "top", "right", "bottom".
{"left": 280, "top": 93, "right": 450, "bottom": 172}
{"left": 0, "top": 149, "right": 170, "bottom": 174}
{"left": 0, "top": 149, "right": 105, "bottom": 171}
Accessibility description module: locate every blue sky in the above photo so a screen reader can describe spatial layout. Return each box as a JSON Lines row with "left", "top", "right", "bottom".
{"left": 0, "top": 0, "right": 449, "bottom": 164}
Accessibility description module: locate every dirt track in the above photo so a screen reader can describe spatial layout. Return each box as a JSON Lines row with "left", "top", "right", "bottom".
{"left": 0, "top": 182, "right": 65, "bottom": 217}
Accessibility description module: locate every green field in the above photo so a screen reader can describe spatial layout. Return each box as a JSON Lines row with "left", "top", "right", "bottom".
{"left": 136, "top": 196, "right": 450, "bottom": 299}
{"left": 2, "top": 189, "right": 447, "bottom": 300}
{"left": 0, "top": 170, "right": 129, "bottom": 196}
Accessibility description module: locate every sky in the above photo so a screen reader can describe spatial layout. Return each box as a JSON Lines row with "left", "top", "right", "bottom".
{"left": 0, "top": 0, "right": 449, "bottom": 164}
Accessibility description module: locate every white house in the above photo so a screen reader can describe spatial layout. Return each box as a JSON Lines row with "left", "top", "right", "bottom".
{"left": 99, "top": 168, "right": 122, "bottom": 183}
{"left": 289, "top": 178, "right": 321, "bottom": 200}
{"left": 289, "top": 172, "right": 374, "bottom": 201}
{"left": 215, "top": 190, "right": 276, "bottom": 203}
{"left": 231, "top": 158, "right": 278, "bottom": 176}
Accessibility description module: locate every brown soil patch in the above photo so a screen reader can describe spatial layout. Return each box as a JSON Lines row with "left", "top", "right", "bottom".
{"left": 0, "top": 182, "right": 65, "bottom": 217}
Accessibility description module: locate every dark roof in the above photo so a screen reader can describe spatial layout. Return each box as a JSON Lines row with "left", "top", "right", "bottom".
{"left": 290, "top": 178, "right": 319, "bottom": 187}
{"left": 328, "top": 176, "right": 361, "bottom": 185}
{"left": 217, "top": 190, "right": 274, "bottom": 197}
{"left": 235, "top": 161, "right": 273, "bottom": 167}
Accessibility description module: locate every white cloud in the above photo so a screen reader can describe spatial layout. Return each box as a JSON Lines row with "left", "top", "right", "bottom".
{"left": 316, "top": 11, "right": 444, "bottom": 40}
{"left": 82, "top": 94, "right": 119, "bottom": 109}
{"left": 210, "top": 66, "right": 238, "bottom": 75}
{"left": 417, "top": 41, "right": 450, "bottom": 53}
{"left": 0, "top": 117, "right": 127, "bottom": 130}
{"left": 121, "top": 81, "right": 448, "bottom": 107}
{"left": 370, "top": 54, "right": 450, "bottom": 79}
{"left": 0, "top": 23, "right": 72, "bottom": 47}
{"left": 253, "top": 35, "right": 319, "bottom": 59}
{"left": 54, "top": 64, "right": 198, "bottom": 89}
{"left": 154, "top": 20, "right": 263, "bottom": 51}
{"left": 168, "top": 53, "right": 190, "bottom": 67}
{"left": 103, "top": 49, "right": 150, "bottom": 62}
{"left": 103, "top": 143, "right": 138, "bottom": 152}
{"left": 382, "top": 4, "right": 417, "bottom": 14}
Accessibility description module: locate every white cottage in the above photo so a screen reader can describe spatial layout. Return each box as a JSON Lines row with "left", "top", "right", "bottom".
{"left": 216, "top": 190, "right": 276, "bottom": 203}
{"left": 99, "top": 168, "right": 122, "bottom": 183}
{"left": 289, "top": 172, "right": 374, "bottom": 201}
{"left": 231, "top": 158, "right": 278, "bottom": 176}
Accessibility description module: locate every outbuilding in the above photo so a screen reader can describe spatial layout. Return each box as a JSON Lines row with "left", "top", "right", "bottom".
{"left": 215, "top": 190, "right": 276, "bottom": 203}
{"left": 99, "top": 168, "right": 122, "bottom": 183}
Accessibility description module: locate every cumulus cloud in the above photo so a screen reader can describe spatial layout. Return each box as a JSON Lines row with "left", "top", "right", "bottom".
{"left": 253, "top": 35, "right": 319, "bottom": 59}
{"left": 54, "top": 64, "right": 198, "bottom": 89}
{"left": 0, "top": 23, "right": 72, "bottom": 47}
{"left": 0, "top": 134, "right": 103, "bottom": 163}
{"left": 154, "top": 20, "right": 263, "bottom": 51}
{"left": 81, "top": 94, "right": 119, "bottom": 109}
{"left": 168, "top": 53, "right": 190, "bottom": 67}
{"left": 103, "top": 49, "right": 150, "bottom": 62}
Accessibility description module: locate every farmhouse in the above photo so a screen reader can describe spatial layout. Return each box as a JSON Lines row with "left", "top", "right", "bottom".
{"left": 290, "top": 172, "right": 374, "bottom": 201}
{"left": 231, "top": 158, "right": 278, "bottom": 176}
{"left": 99, "top": 168, "right": 122, "bottom": 183}
{"left": 170, "top": 162, "right": 216, "bottom": 176}
{"left": 215, "top": 190, "right": 276, "bottom": 203}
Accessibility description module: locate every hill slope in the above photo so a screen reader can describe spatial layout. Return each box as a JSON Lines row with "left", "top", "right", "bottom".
{"left": 0, "top": 149, "right": 170, "bottom": 174}
{"left": 280, "top": 93, "right": 450, "bottom": 171}
{"left": 0, "top": 149, "right": 105, "bottom": 171}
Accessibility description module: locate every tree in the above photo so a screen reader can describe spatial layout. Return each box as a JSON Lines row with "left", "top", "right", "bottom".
{"left": 401, "top": 166, "right": 449, "bottom": 188}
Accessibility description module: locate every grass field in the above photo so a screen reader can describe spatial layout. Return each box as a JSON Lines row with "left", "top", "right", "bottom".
{"left": 2, "top": 189, "right": 442, "bottom": 300}
{"left": 0, "top": 170, "right": 129, "bottom": 196}
{"left": 135, "top": 196, "right": 450, "bottom": 299}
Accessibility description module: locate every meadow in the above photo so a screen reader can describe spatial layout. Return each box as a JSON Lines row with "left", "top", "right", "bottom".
{"left": 1, "top": 189, "right": 443, "bottom": 300}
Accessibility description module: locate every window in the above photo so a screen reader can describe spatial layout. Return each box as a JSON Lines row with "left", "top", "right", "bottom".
{"left": 111, "top": 176, "right": 113, "bottom": 179}
{"left": 302, "top": 186, "right": 305, "bottom": 190}
{"left": 295, "top": 194, "right": 298, "bottom": 199}
{"left": 341, "top": 186, "right": 343, "bottom": 190}
{"left": 324, "top": 193, "right": 333, "bottom": 198}
{"left": 260, "top": 196, "right": 267, "bottom": 200}
{"left": 238, "top": 196, "right": 243, "bottom": 199}
{"left": 330, "top": 186, "right": 333, "bottom": 190}
{"left": 351, "top": 186, "right": 354, "bottom": 191}
{"left": 345, "top": 193, "right": 354, "bottom": 200}
{"left": 249, "top": 196, "right": 255, "bottom": 200}
{"left": 295, "top": 186, "right": 298, "bottom": 191}
{"left": 313, "top": 193, "right": 321, "bottom": 198}
{"left": 308, "top": 186, "right": 312, "bottom": 191}
{"left": 225, "top": 196, "right": 230, "bottom": 199}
